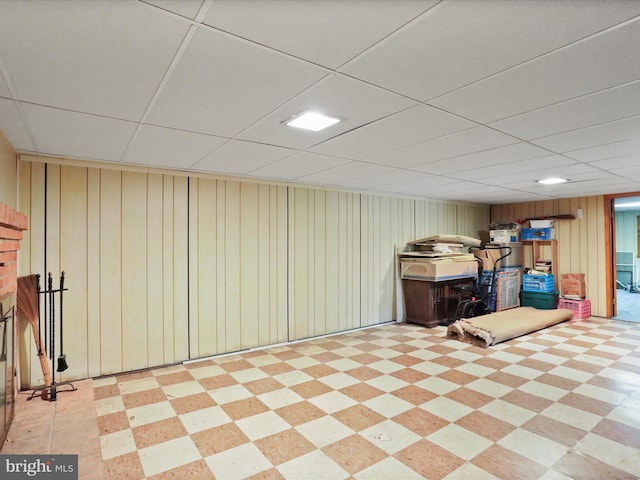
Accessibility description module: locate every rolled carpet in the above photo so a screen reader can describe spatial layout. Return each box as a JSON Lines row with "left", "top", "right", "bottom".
{"left": 447, "top": 307, "right": 574, "bottom": 347}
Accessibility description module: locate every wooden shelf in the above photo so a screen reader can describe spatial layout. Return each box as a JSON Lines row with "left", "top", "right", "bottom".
{"left": 522, "top": 239, "right": 558, "bottom": 291}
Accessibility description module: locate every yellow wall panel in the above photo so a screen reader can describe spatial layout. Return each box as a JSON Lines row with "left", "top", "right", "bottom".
{"left": 240, "top": 183, "right": 260, "bottom": 347}
{"left": 99, "top": 169, "right": 122, "bottom": 375}
{"left": 194, "top": 178, "right": 218, "bottom": 358}
{"left": 59, "top": 165, "right": 88, "bottom": 380}
{"left": 86, "top": 168, "right": 101, "bottom": 377}
{"left": 361, "top": 194, "right": 414, "bottom": 326}
{"left": 162, "top": 176, "right": 176, "bottom": 365}
{"left": 172, "top": 177, "right": 189, "bottom": 361}
{"left": 121, "top": 172, "right": 149, "bottom": 371}
{"left": 289, "top": 188, "right": 361, "bottom": 339}
{"left": 15, "top": 156, "right": 490, "bottom": 384}
{"left": 224, "top": 181, "right": 242, "bottom": 352}
{"left": 147, "top": 174, "right": 165, "bottom": 367}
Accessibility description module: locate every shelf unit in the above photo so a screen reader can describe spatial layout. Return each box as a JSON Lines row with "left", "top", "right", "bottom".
{"left": 522, "top": 239, "right": 558, "bottom": 290}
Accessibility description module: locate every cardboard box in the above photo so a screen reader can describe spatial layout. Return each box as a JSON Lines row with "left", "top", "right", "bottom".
{"left": 400, "top": 258, "right": 478, "bottom": 281}
{"left": 561, "top": 273, "right": 586, "bottom": 299}
{"left": 490, "top": 229, "right": 519, "bottom": 243}
{"left": 474, "top": 248, "right": 501, "bottom": 271}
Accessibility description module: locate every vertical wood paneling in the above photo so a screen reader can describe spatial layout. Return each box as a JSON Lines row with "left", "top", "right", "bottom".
{"left": 121, "top": 172, "right": 148, "bottom": 371}
{"left": 59, "top": 166, "right": 88, "bottom": 380}
{"left": 86, "top": 168, "right": 101, "bottom": 377}
{"left": 162, "top": 176, "right": 175, "bottom": 365}
{"left": 456, "top": 204, "right": 491, "bottom": 241}
{"left": 188, "top": 178, "right": 199, "bottom": 359}
{"left": 361, "top": 194, "right": 413, "bottom": 326}
{"left": 415, "top": 199, "right": 458, "bottom": 238}
{"left": 289, "top": 188, "right": 361, "bottom": 339}
{"left": 46, "top": 164, "right": 61, "bottom": 292}
{"left": 240, "top": 183, "right": 260, "bottom": 347}
{"left": 191, "top": 180, "right": 288, "bottom": 357}
{"left": 99, "top": 169, "right": 122, "bottom": 375}
{"left": 147, "top": 174, "right": 164, "bottom": 367}
{"left": 274, "top": 186, "right": 288, "bottom": 343}
{"left": 16, "top": 157, "right": 493, "bottom": 385}
{"left": 194, "top": 178, "right": 218, "bottom": 358}
{"left": 225, "top": 181, "right": 241, "bottom": 351}
{"left": 215, "top": 181, "right": 227, "bottom": 353}
{"left": 17, "top": 161, "right": 37, "bottom": 387}
{"left": 172, "top": 177, "right": 189, "bottom": 361}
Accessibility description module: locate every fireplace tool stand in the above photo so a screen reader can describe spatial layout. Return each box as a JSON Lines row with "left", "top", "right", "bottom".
{"left": 28, "top": 271, "right": 76, "bottom": 401}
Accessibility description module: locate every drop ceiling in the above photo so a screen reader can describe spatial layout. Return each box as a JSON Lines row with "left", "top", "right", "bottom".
{"left": 1, "top": 0, "right": 640, "bottom": 204}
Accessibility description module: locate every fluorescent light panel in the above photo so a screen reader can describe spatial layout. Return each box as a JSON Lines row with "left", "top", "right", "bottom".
{"left": 284, "top": 111, "right": 342, "bottom": 132}
{"left": 616, "top": 201, "right": 640, "bottom": 208}
{"left": 537, "top": 177, "right": 568, "bottom": 185}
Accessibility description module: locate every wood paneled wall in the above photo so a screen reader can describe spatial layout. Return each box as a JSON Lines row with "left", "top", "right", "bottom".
{"left": 17, "top": 157, "right": 490, "bottom": 386}
{"left": 361, "top": 194, "right": 414, "bottom": 327}
{"left": 491, "top": 197, "right": 607, "bottom": 316}
{"left": 188, "top": 179, "right": 288, "bottom": 356}
{"left": 289, "top": 188, "right": 361, "bottom": 339}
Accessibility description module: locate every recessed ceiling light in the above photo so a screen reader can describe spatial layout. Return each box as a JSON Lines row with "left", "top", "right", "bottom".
{"left": 537, "top": 177, "right": 568, "bottom": 185}
{"left": 283, "top": 110, "right": 342, "bottom": 132}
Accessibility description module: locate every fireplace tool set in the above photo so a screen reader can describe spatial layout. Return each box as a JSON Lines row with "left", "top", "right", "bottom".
{"left": 26, "top": 271, "right": 76, "bottom": 401}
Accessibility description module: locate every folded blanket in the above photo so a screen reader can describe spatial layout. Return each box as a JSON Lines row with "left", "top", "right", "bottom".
{"left": 447, "top": 307, "right": 574, "bottom": 347}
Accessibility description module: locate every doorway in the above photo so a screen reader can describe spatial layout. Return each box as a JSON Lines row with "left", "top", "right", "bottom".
{"left": 611, "top": 195, "right": 640, "bottom": 323}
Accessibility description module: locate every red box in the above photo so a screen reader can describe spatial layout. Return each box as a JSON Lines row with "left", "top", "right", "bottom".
{"left": 558, "top": 298, "right": 591, "bottom": 319}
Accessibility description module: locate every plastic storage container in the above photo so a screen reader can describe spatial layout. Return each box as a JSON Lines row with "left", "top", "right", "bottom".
{"left": 520, "top": 290, "right": 559, "bottom": 309}
{"left": 521, "top": 227, "right": 555, "bottom": 240}
{"left": 558, "top": 298, "right": 591, "bottom": 318}
{"left": 523, "top": 274, "right": 555, "bottom": 292}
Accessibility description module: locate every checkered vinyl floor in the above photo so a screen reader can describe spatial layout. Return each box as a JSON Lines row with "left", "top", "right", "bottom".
{"left": 94, "top": 318, "right": 640, "bottom": 480}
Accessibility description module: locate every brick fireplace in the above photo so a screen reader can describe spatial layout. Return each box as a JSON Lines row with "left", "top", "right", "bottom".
{"left": 0, "top": 200, "right": 28, "bottom": 446}
{"left": 0, "top": 202, "right": 28, "bottom": 299}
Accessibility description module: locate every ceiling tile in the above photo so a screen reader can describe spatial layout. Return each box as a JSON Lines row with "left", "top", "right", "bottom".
{"left": 337, "top": 168, "right": 424, "bottom": 189}
{"left": 0, "top": 1, "right": 189, "bottom": 121}
{"left": 448, "top": 155, "right": 577, "bottom": 181}
{"left": 342, "top": 0, "right": 640, "bottom": 101}
{"left": 0, "top": 99, "right": 34, "bottom": 152}
{"left": 379, "top": 174, "right": 459, "bottom": 194}
{"left": 589, "top": 154, "right": 640, "bottom": 172}
{"left": 490, "top": 80, "right": 640, "bottom": 139}
{"left": 531, "top": 115, "right": 640, "bottom": 153}
{"left": 201, "top": 0, "right": 435, "bottom": 69}
{"left": 237, "top": 74, "right": 416, "bottom": 150}
{"left": 245, "top": 152, "right": 350, "bottom": 181}
{"left": 21, "top": 104, "right": 137, "bottom": 162}
{"left": 369, "top": 127, "right": 519, "bottom": 169}
{"left": 431, "top": 18, "right": 640, "bottom": 123}
{"left": 486, "top": 162, "right": 604, "bottom": 189}
{"left": 146, "top": 27, "right": 327, "bottom": 137}
{"left": 565, "top": 137, "right": 640, "bottom": 162}
{"left": 0, "top": 73, "right": 10, "bottom": 98}
{"left": 464, "top": 189, "right": 554, "bottom": 205}
{"left": 410, "top": 142, "right": 554, "bottom": 176}
{"left": 297, "top": 161, "right": 396, "bottom": 185}
{"left": 309, "top": 104, "right": 475, "bottom": 160}
{"left": 192, "top": 140, "right": 296, "bottom": 175}
{"left": 123, "top": 125, "right": 227, "bottom": 169}
{"left": 144, "top": 0, "right": 205, "bottom": 19}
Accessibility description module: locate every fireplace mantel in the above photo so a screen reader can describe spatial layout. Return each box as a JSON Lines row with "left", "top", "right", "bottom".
{"left": 0, "top": 201, "right": 28, "bottom": 299}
